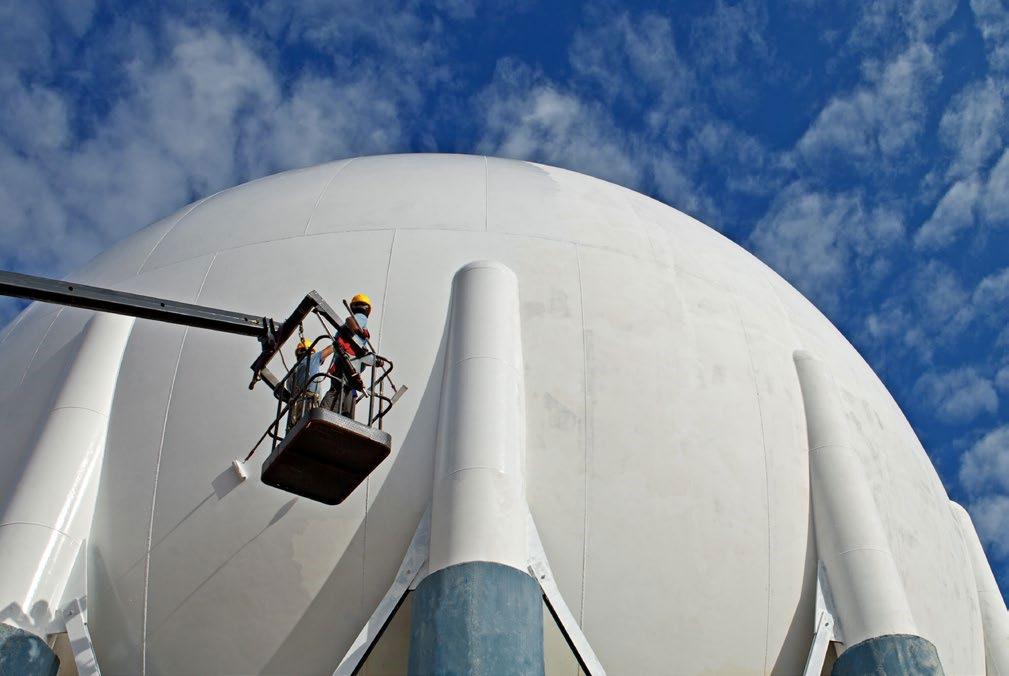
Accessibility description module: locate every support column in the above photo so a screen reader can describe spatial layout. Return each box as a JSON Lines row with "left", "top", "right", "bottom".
{"left": 950, "top": 501, "right": 1009, "bottom": 675}
{"left": 408, "top": 261, "right": 543, "bottom": 676}
{"left": 0, "top": 312, "right": 134, "bottom": 645}
{"left": 793, "top": 351, "right": 943, "bottom": 676}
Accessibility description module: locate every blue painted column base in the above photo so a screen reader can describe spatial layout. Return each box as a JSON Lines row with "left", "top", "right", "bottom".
{"left": 832, "top": 634, "right": 944, "bottom": 676}
{"left": 0, "top": 624, "right": 59, "bottom": 676}
{"left": 408, "top": 561, "right": 544, "bottom": 676}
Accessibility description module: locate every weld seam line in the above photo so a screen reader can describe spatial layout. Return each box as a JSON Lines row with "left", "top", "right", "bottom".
{"left": 730, "top": 288, "right": 773, "bottom": 674}
{"left": 136, "top": 225, "right": 657, "bottom": 277}
{"left": 19, "top": 308, "right": 64, "bottom": 385}
{"left": 0, "top": 522, "right": 80, "bottom": 541}
{"left": 304, "top": 158, "right": 356, "bottom": 236}
{"left": 574, "top": 244, "right": 590, "bottom": 626}
{"left": 361, "top": 227, "right": 398, "bottom": 615}
{"left": 137, "top": 196, "right": 210, "bottom": 275}
{"left": 141, "top": 255, "right": 214, "bottom": 675}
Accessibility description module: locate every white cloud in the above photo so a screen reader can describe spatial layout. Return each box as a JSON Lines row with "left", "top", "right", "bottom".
{"left": 685, "top": 0, "right": 771, "bottom": 107}
{"left": 938, "top": 78, "right": 1007, "bottom": 180}
{"left": 914, "top": 177, "right": 981, "bottom": 250}
{"left": 847, "top": 0, "right": 958, "bottom": 50}
{"left": 0, "top": 79, "right": 70, "bottom": 154}
{"left": 566, "top": 5, "right": 780, "bottom": 211}
{"left": 569, "top": 11, "right": 691, "bottom": 112}
{"left": 913, "top": 261, "right": 975, "bottom": 330}
{"left": 969, "top": 494, "right": 1009, "bottom": 559}
{"left": 981, "top": 147, "right": 1009, "bottom": 225}
{"left": 862, "top": 301, "right": 935, "bottom": 362}
{"left": 797, "top": 43, "right": 938, "bottom": 168}
{"left": 476, "top": 60, "right": 642, "bottom": 190}
{"left": 689, "top": 0, "right": 768, "bottom": 70}
{"left": 914, "top": 367, "right": 998, "bottom": 424}
{"left": 996, "top": 365, "right": 1009, "bottom": 391}
{"left": 971, "top": 0, "right": 1009, "bottom": 73}
{"left": 0, "top": 6, "right": 440, "bottom": 280}
{"left": 902, "top": 0, "right": 960, "bottom": 38}
{"left": 748, "top": 182, "right": 904, "bottom": 313}
{"left": 960, "top": 425, "right": 1009, "bottom": 559}
{"left": 973, "top": 267, "right": 1009, "bottom": 306}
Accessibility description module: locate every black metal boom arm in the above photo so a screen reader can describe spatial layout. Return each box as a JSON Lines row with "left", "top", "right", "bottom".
{"left": 0, "top": 269, "right": 346, "bottom": 392}
{"left": 0, "top": 270, "right": 269, "bottom": 337}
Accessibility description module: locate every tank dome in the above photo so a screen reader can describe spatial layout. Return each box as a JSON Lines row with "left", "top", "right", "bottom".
{"left": 0, "top": 154, "right": 987, "bottom": 674}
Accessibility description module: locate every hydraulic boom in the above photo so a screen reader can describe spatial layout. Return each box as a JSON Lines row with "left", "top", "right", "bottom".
{"left": 0, "top": 269, "right": 343, "bottom": 392}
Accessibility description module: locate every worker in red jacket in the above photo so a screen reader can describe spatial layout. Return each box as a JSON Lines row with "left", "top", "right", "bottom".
{"left": 322, "top": 293, "right": 372, "bottom": 418}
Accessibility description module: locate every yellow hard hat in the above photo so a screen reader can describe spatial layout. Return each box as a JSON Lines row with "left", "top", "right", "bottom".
{"left": 296, "top": 338, "right": 313, "bottom": 353}
{"left": 351, "top": 293, "right": 372, "bottom": 308}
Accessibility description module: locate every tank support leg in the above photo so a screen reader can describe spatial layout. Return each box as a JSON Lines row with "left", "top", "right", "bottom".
{"left": 949, "top": 502, "right": 1009, "bottom": 675}
{"left": 408, "top": 261, "right": 543, "bottom": 676}
{"left": 793, "top": 351, "right": 943, "bottom": 676}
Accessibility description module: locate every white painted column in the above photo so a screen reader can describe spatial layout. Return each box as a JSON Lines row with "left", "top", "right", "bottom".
{"left": 793, "top": 351, "right": 918, "bottom": 649}
{"left": 0, "top": 312, "right": 134, "bottom": 635}
{"left": 428, "top": 260, "right": 528, "bottom": 574}
{"left": 410, "top": 261, "right": 542, "bottom": 676}
{"left": 950, "top": 501, "right": 1009, "bottom": 675}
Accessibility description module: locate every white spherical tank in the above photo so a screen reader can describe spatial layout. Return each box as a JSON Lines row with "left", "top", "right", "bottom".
{"left": 0, "top": 154, "right": 995, "bottom": 674}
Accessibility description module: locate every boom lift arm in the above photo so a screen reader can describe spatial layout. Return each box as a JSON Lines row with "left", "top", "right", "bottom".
{"left": 0, "top": 269, "right": 343, "bottom": 393}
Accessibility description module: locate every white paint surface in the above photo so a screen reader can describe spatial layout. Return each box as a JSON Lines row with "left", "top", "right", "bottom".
{"left": 0, "top": 154, "right": 988, "bottom": 674}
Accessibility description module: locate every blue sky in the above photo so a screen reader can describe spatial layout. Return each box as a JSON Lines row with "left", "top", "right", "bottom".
{"left": 1, "top": 0, "right": 1008, "bottom": 598}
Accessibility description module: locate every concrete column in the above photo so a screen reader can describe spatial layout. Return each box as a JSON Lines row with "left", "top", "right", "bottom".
{"left": 793, "top": 351, "right": 943, "bottom": 676}
{"left": 950, "top": 502, "right": 1009, "bottom": 675}
{"left": 0, "top": 312, "right": 134, "bottom": 638}
{"left": 408, "top": 261, "right": 543, "bottom": 676}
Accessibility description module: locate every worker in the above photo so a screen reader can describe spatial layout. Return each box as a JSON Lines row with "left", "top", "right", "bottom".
{"left": 287, "top": 337, "right": 334, "bottom": 430}
{"left": 321, "top": 293, "right": 373, "bottom": 418}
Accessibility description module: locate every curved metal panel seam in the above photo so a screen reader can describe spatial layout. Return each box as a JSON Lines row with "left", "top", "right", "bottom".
{"left": 728, "top": 287, "right": 774, "bottom": 674}
{"left": 810, "top": 443, "right": 857, "bottom": 453}
{"left": 134, "top": 225, "right": 670, "bottom": 280}
{"left": 135, "top": 162, "right": 316, "bottom": 275}
{"left": 140, "top": 254, "right": 216, "bottom": 676}
{"left": 836, "top": 546, "right": 894, "bottom": 556}
{"left": 0, "top": 303, "right": 31, "bottom": 347}
{"left": 445, "top": 466, "right": 510, "bottom": 478}
{"left": 0, "top": 522, "right": 80, "bottom": 542}
{"left": 135, "top": 197, "right": 210, "bottom": 276}
{"left": 360, "top": 226, "right": 398, "bottom": 619}
{"left": 18, "top": 307, "right": 64, "bottom": 385}
{"left": 140, "top": 327, "right": 188, "bottom": 676}
{"left": 618, "top": 189, "right": 662, "bottom": 270}
{"left": 574, "top": 244, "right": 591, "bottom": 627}
{"left": 47, "top": 405, "right": 107, "bottom": 417}
{"left": 303, "top": 158, "right": 356, "bottom": 237}
{"left": 446, "top": 355, "right": 522, "bottom": 376}
{"left": 134, "top": 225, "right": 474, "bottom": 278}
